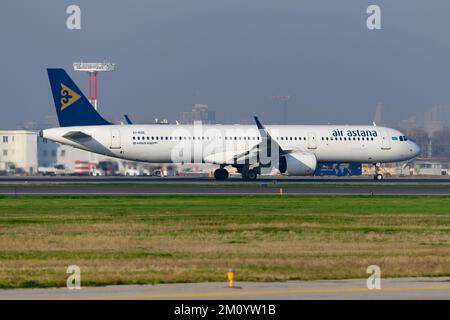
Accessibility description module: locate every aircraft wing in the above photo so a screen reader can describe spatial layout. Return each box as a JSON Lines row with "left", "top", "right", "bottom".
{"left": 253, "top": 116, "right": 285, "bottom": 155}
{"left": 204, "top": 117, "right": 289, "bottom": 168}
{"left": 62, "top": 131, "right": 92, "bottom": 142}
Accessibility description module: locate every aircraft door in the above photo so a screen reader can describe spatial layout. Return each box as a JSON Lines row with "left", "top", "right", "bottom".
{"left": 307, "top": 132, "right": 317, "bottom": 149}
{"left": 110, "top": 128, "right": 121, "bottom": 149}
{"left": 380, "top": 130, "right": 391, "bottom": 150}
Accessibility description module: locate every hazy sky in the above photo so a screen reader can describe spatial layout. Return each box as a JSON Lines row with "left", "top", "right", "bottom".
{"left": 1, "top": 0, "right": 450, "bottom": 128}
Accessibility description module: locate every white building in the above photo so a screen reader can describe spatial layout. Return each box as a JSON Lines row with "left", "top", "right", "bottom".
{"left": 0, "top": 130, "right": 38, "bottom": 174}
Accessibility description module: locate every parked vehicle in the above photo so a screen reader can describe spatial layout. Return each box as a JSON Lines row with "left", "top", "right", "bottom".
{"left": 152, "top": 170, "right": 162, "bottom": 177}
{"left": 125, "top": 168, "right": 140, "bottom": 176}
{"left": 38, "top": 164, "right": 70, "bottom": 176}
{"left": 90, "top": 167, "right": 105, "bottom": 176}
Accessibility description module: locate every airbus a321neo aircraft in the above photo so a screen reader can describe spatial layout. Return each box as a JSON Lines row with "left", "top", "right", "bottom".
{"left": 41, "top": 69, "right": 420, "bottom": 181}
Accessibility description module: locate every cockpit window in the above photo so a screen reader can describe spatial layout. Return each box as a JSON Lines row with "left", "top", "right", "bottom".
{"left": 394, "top": 135, "right": 409, "bottom": 142}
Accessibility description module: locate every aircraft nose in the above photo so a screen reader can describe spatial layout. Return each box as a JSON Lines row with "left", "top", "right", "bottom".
{"left": 410, "top": 142, "right": 420, "bottom": 157}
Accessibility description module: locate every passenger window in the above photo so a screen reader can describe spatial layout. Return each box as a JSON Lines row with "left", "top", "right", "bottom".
{"left": 399, "top": 136, "right": 404, "bottom": 141}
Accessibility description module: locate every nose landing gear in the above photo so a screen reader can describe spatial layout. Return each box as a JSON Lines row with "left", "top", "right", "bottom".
{"left": 373, "top": 163, "right": 383, "bottom": 181}
{"left": 374, "top": 173, "right": 383, "bottom": 181}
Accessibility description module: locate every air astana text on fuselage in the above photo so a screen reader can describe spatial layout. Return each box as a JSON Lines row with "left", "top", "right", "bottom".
{"left": 332, "top": 129, "right": 378, "bottom": 137}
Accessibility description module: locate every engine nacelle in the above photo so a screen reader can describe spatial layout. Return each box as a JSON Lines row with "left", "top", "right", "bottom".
{"left": 279, "top": 151, "right": 317, "bottom": 176}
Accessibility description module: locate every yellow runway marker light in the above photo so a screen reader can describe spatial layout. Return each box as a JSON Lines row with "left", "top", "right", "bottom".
{"left": 227, "top": 269, "right": 235, "bottom": 288}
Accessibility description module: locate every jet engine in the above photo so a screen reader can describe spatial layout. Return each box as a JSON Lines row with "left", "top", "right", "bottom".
{"left": 279, "top": 151, "right": 317, "bottom": 176}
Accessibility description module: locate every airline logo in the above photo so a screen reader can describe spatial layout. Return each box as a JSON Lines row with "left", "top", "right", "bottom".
{"left": 60, "top": 83, "right": 81, "bottom": 110}
{"left": 332, "top": 129, "right": 378, "bottom": 137}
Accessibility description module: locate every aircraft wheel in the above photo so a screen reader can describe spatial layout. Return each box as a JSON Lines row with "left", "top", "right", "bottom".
{"left": 374, "top": 174, "right": 383, "bottom": 181}
{"left": 242, "top": 169, "right": 257, "bottom": 181}
{"left": 247, "top": 169, "right": 257, "bottom": 180}
{"left": 214, "top": 168, "right": 229, "bottom": 180}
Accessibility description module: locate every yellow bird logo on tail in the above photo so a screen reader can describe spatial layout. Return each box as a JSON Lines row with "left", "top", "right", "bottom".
{"left": 60, "top": 83, "right": 81, "bottom": 110}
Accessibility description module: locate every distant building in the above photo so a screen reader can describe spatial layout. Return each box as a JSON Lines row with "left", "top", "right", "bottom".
{"left": 179, "top": 104, "right": 215, "bottom": 124}
{"left": 56, "top": 144, "right": 116, "bottom": 172}
{"left": 398, "top": 105, "right": 450, "bottom": 136}
{"left": 38, "top": 137, "right": 58, "bottom": 167}
{"left": 0, "top": 130, "right": 38, "bottom": 174}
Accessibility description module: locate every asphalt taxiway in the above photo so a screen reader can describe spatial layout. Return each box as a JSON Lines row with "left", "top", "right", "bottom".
{"left": 0, "top": 277, "right": 449, "bottom": 300}
{"left": 1, "top": 176, "right": 450, "bottom": 195}
{"left": 2, "top": 175, "right": 450, "bottom": 183}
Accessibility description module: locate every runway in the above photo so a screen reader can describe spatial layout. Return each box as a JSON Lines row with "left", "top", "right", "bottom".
{"left": 1, "top": 176, "right": 450, "bottom": 195}
{"left": 2, "top": 175, "right": 450, "bottom": 183}
{"left": 1, "top": 277, "right": 449, "bottom": 300}
{"left": 1, "top": 185, "right": 450, "bottom": 195}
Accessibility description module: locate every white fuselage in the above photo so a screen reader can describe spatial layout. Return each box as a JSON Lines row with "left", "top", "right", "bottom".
{"left": 42, "top": 124, "right": 420, "bottom": 167}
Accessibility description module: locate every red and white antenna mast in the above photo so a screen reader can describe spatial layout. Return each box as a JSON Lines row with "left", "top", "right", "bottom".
{"left": 73, "top": 61, "right": 115, "bottom": 110}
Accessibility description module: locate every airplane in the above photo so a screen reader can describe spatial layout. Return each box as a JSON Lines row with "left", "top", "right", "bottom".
{"left": 41, "top": 68, "right": 421, "bottom": 181}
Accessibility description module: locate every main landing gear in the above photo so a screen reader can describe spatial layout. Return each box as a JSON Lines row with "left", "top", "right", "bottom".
{"left": 213, "top": 166, "right": 259, "bottom": 181}
{"left": 373, "top": 163, "right": 383, "bottom": 181}
{"left": 242, "top": 168, "right": 258, "bottom": 181}
{"left": 214, "top": 167, "right": 229, "bottom": 180}
{"left": 241, "top": 166, "right": 259, "bottom": 181}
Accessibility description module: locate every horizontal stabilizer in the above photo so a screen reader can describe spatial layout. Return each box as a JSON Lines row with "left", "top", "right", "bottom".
{"left": 62, "top": 131, "right": 92, "bottom": 142}
{"left": 124, "top": 114, "right": 133, "bottom": 124}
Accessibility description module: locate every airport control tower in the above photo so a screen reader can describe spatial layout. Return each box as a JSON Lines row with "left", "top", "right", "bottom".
{"left": 73, "top": 61, "right": 115, "bottom": 110}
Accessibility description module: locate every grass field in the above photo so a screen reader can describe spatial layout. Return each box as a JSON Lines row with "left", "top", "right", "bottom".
{"left": 0, "top": 195, "right": 449, "bottom": 288}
